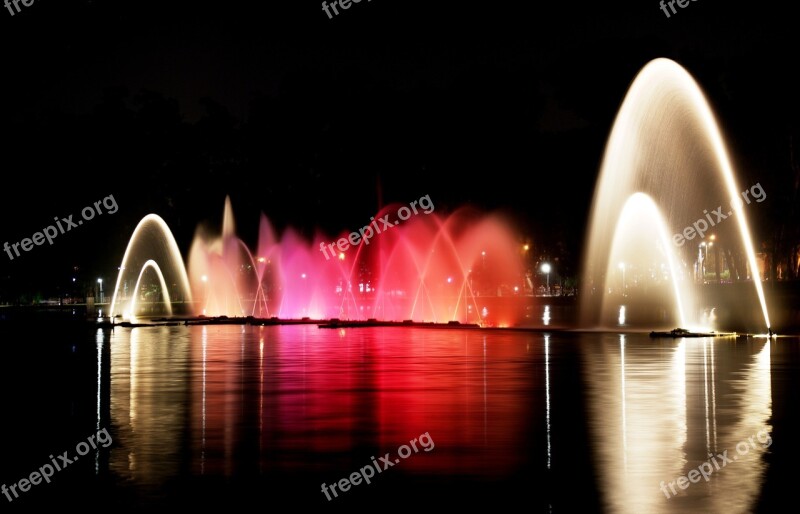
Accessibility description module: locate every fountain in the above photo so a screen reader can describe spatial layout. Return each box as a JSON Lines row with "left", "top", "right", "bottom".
{"left": 110, "top": 198, "right": 530, "bottom": 326}
{"left": 580, "top": 58, "right": 771, "bottom": 332}
{"left": 109, "top": 214, "right": 193, "bottom": 320}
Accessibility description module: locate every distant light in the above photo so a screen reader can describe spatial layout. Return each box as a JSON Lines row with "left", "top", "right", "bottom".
{"left": 97, "top": 278, "right": 102, "bottom": 284}
{"left": 257, "top": 257, "right": 266, "bottom": 263}
{"left": 301, "top": 273, "right": 307, "bottom": 279}
{"left": 618, "top": 262, "right": 625, "bottom": 270}
{"left": 523, "top": 244, "right": 529, "bottom": 251}
{"left": 618, "top": 305, "right": 626, "bottom": 325}
{"left": 447, "top": 277, "right": 453, "bottom": 284}
{"left": 338, "top": 252, "right": 345, "bottom": 260}
{"left": 481, "top": 251, "right": 486, "bottom": 256}
{"left": 72, "top": 278, "right": 76, "bottom": 283}
{"left": 541, "top": 263, "right": 551, "bottom": 274}
{"left": 514, "top": 286, "right": 519, "bottom": 292}
{"left": 201, "top": 275, "right": 208, "bottom": 282}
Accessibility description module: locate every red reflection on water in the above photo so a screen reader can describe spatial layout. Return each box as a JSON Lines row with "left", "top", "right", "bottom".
{"left": 180, "top": 326, "right": 537, "bottom": 478}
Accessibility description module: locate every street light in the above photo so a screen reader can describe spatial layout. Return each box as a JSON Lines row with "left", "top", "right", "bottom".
{"left": 618, "top": 262, "right": 626, "bottom": 295}
{"left": 541, "top": 263, "right": 551, "bottom": 295}
{"left": 97, "top": 278, "right": 103, "bottom": 303}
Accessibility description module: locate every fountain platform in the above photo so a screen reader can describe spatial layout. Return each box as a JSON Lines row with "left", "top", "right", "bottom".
{"left": 317, "top": 319, "right": 481, "bottom": 329}
{"left": 98, "top": 315, "right": 482, "bottom": 330}
{"left": 649, "top": 328, "right": 737, "bottom": 338}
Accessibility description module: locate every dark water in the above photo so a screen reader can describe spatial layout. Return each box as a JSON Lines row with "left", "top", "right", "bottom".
{"left": 1, "top": 316, "right": 799, "bottom": 512}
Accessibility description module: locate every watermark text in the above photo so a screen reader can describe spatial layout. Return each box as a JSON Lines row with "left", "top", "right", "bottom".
{"left": 2, "top": 428, "right": 113, "bottom": 503}
{"left": 3, "top": 194, "right": 119, "bottom": 261}
{"left": 321, "top": 431, "right": 434, "bottom": 501}
{"left": 659, "top": 429, "right": 771, "bottom": 499}
{"left": 319, "top": 194, "right": 434, "bottom": 260}
{"left": 673, "top": 183, "right": 765, "bottom": 247}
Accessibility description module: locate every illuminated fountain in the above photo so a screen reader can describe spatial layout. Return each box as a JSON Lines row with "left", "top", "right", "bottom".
{"left": 109, "top": 214, "right": 194, "bottom": 320}
{"left": 110, "top": 198, "right": 529, "bottom": 326}
{"left": 187, "top": 198, "right": 528, "bottom": 326}
{"left": 580, "top": 58, "right": 771, "bottom": 331}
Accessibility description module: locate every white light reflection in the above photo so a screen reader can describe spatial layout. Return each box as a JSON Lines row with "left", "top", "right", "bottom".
{"left": 545, "top": 335, "right": 552, "bottom": 469}
{"left": 703, "top": 340, "right": 710, "bottom": 455}
{"left": 96, "top": 328, "right": 104, "bottom": 474}
{"left": 620, "top": 335, "right": 627, "bottom": 470}
{"left": 710, "top": 340, "right": 717, "bottom": 450}
{"left": 201, "top": 325, "right": 207, "bottom": 474}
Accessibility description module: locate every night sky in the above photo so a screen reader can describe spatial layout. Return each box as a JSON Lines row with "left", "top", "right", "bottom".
{"left": 1, "top": 0, "right": 797, "bottom": 298}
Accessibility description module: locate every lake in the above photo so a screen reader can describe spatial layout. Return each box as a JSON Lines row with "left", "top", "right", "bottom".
{"left": 1, "top": 316, "right": 797, "bottom": 512}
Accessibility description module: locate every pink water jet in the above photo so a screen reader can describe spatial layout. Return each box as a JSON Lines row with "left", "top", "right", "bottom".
{"left": 187, "top": 198, "right": 529, "bottom": 326}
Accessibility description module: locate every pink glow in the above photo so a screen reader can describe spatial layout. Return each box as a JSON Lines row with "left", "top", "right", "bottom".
{"left": 188, "top": 198, "right": 528, "bottom": 326}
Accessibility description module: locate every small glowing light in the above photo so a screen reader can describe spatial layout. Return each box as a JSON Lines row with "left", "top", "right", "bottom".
{"left": 481, "top": 251, "right": 486, "bottom": 257}
{"left": 523, "top": 244, "right": 529, "bottom": 251}
{"left": 618, "top": 305, "right": 626, "bottom": 325}
{"left": 618, "top": 262, "right": 625, "bottom": 270}
{"left": 338, "top": 252, "right": 345, "bottom": 260}
{"left": 543, "top": 305, "right": 551, "bottom": 326}
{"left": 541, "top": 263, "right": 551, "bottom": 274}
{"left": 447, "top": 277, "right": 453, "bottom": 284}
{"left": 97, "top": 278, "right": 102, "bottom": 284}
{"left": 72, "top": 278, "right": 76, "bottom": 282}
{"left": 201, "top": 275, "right": 208, "bottom": 282}
{"left": 257, "top": 257, "right": 266, "bottom": 263}
{"left": 301, "top": 273, "right": 307, "bottom": 279}
{"left": 514, "top": 286, "right": 519, "bottom": 292}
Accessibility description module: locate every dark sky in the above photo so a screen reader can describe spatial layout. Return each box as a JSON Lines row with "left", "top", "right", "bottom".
{"left": 1, "top": 0, "right": 797, "bottom": 295}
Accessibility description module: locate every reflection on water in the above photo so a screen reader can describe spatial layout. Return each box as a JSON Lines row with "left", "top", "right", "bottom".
{"left": 108, "top": 326, "right": 537, "bottom": 486}
{"left": 101, "top": 325, "right": 773, "bottom": 510}
{"left": 109, "top": 326, "right": 191, "bottom": 483}
{"left": 584, "top": 335, "right": 771, "bottom": 513}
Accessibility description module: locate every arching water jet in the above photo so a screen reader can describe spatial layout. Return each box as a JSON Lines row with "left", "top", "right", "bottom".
{"left": 581, "top": 58, "right": 770, "bottom": 331}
